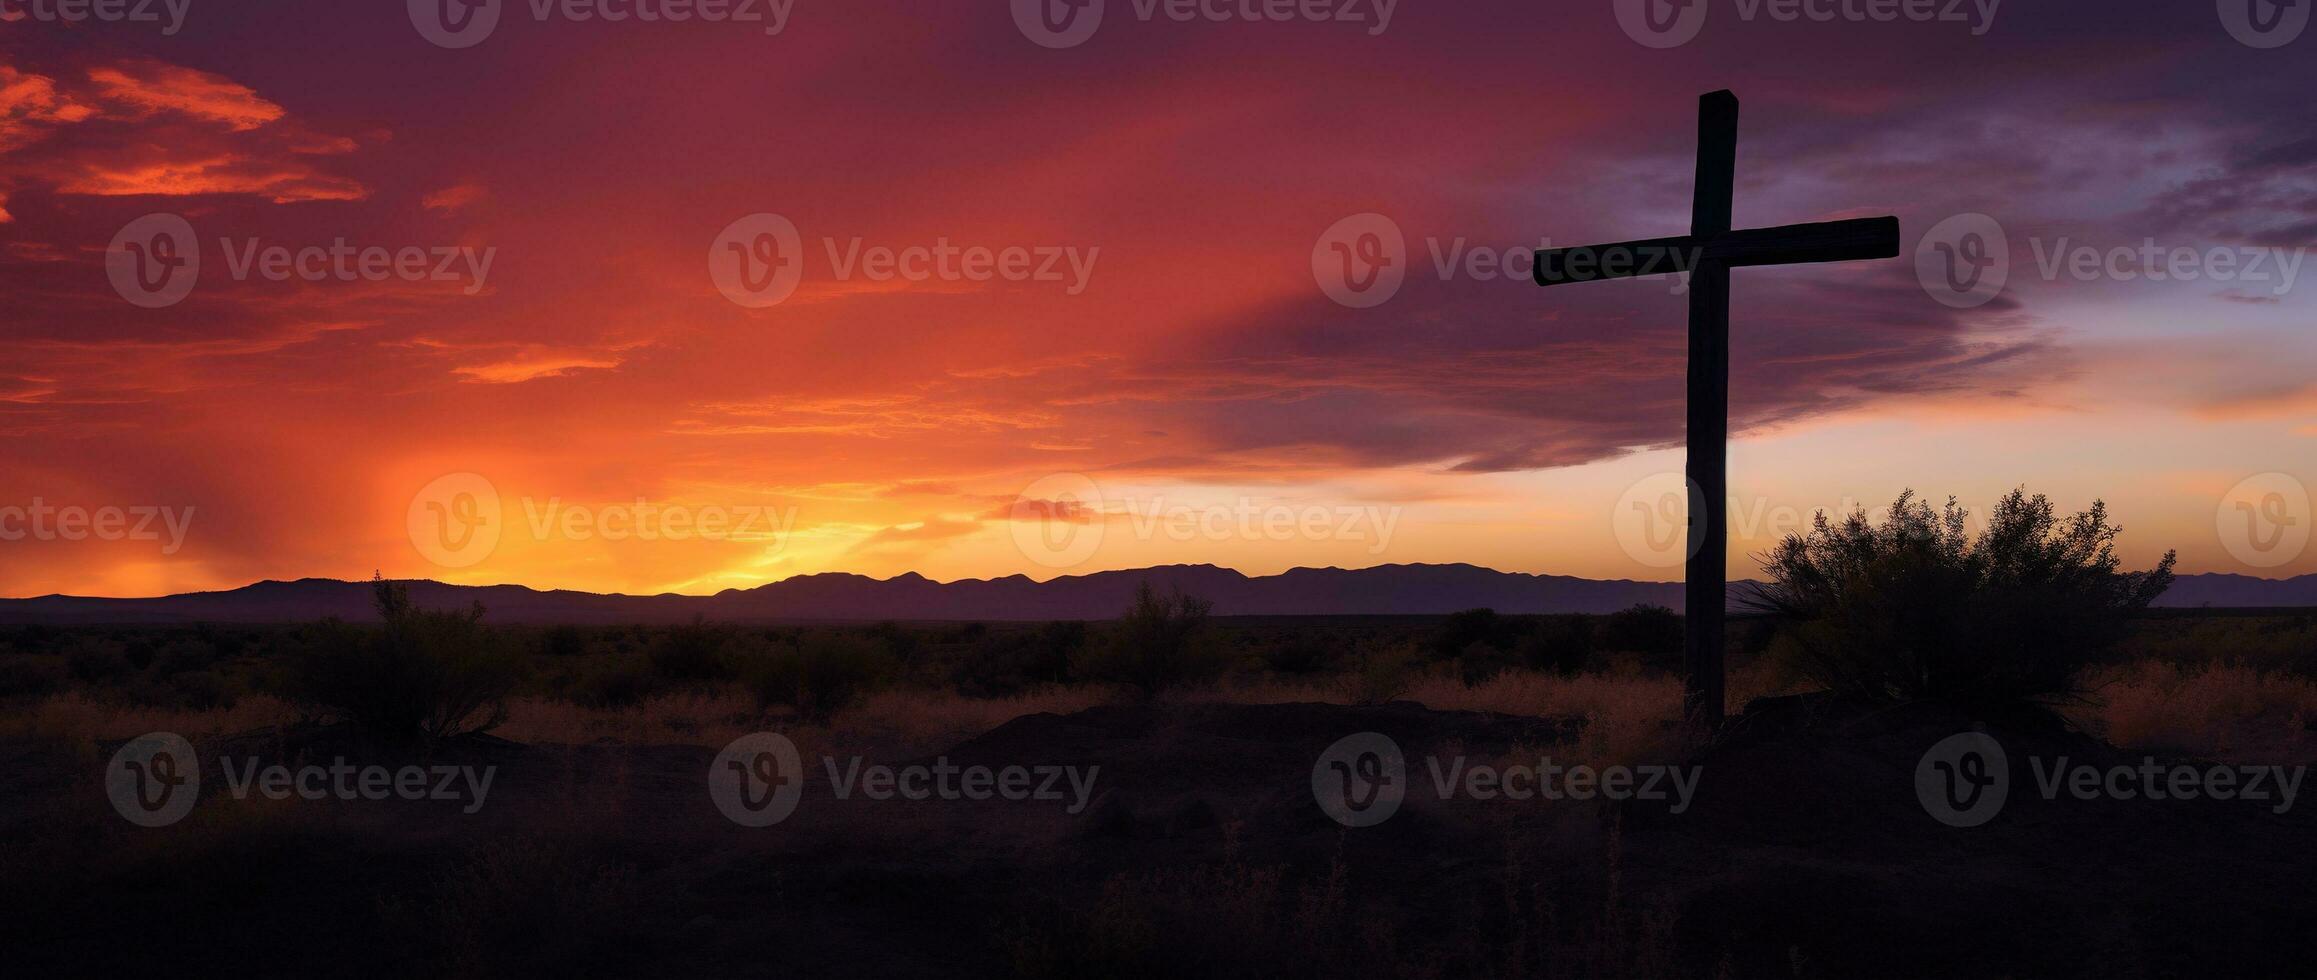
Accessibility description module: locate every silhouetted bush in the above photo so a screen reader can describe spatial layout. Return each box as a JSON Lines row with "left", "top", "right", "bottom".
{"left": 1076, "top": 583, "right": 1228, "bottom": 697}
{"left": 1598, "top": 605, "right": 1683, "bottom": 666}
{"left": 1515, "top": 614, "right": 1595, "bottom": 675}
{"left": 538, "top": 625, "right": 589, "bottom": 659}
{"left": 740, "top": 631, "right": 895, "bottom": 721}
{"left": 1258, "top": 631, "right": 1348, "bottom": 675}
{"left": 0, "top": 654, "right": 64, "bottom": 699}
{"left": 1745, "top": 489, "right": 2176, "bottom": 707}
{"left": 1343, "top": 643, "right": 1422, "bottom": 705}
{"left": 277, "top": 577, "right": 525, "bottom": 743}
{"left": 954, "top": 621, "right": 1083, "bottom": 698}
{"left": 648, "top": 618, "right": 738, "bottom": 683}
{"left": 1431, "top": 608, "right": 1515, "bottom": 662}
{"left": 569, "top": 654, "right": 659, "bottom": 709}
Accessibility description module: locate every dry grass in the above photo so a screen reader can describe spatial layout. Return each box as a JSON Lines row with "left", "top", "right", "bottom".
{"left": 493, "top": 684, "right": 1110, "bottom": 759}
{"left": 2, "top": 692, "right": 300, "bottom": 747}
{"left": 2068, "top": 660, "right": 2317, "bottom": 765}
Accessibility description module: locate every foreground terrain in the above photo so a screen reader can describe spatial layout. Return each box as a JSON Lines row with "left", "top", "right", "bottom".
{"left": 2, "top": 612, "right": 2313, "bottom": 977}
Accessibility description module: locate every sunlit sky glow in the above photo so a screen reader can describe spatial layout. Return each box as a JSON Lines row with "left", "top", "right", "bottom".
{"left": 2, "top": 2, "right": 2311, "bottom": 598}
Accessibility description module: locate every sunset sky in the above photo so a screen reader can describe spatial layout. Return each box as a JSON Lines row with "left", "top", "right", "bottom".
{"left": 2, "top": 1, "right": 2312, "bottom": 598}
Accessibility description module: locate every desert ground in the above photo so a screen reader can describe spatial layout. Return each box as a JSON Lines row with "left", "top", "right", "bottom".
{"left": 2, "top": 601, "right": 2313, "bottom": 978}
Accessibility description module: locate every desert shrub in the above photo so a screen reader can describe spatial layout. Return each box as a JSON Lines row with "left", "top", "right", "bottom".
{"left": 647, "top": 618, "right": 738, "bottom": 683}
{"left": 65, "top": 640, "right": 133, "bottom": 684}
{"left": 954, "top": 621, "right": 1083, "bottom": 698}
{"left": 1342, "top": 643, "right": 1422, "bottom": 705}
{"left": 568, "top": 654, "right": 660, "bottom": 709}
{"left": 1597, "top": 605, "right": 1682, "bottom": 666}
{"left": 866, "top": 621, "right": 922, "bottom": 664}
{"left": 126, "top": 668, "right": 235, "bottom": 711}
{"left": 0, "top": 654, "right": 64, "bottom": 699}
{"left": 1515, "top": 614, "right": 1595, "bottom": 675}
{"left": 1258, "top": 631, "right": 1348, "bottom": 675}
{"left": 537, "top": 625, "right": 589, "bottom": 659}
{"left": 277, "top": 578, "right": 526, "bottom": 743}
{"left": 1744, "top": 489, "right": 2176, "bottom": 707}
{"left": 1076, "top": 583, "right": 1229, "bottom": 698}
{"left": 1430, "top": 608, "right": 1515, "bottom": 662}
{"left": 740, "top": 631, "right": 894, "bottom": 721}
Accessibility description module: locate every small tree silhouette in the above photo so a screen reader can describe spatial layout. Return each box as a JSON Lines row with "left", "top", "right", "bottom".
{"left": 279, "top": 575, "right": 524, "bottom": 743}
{"left": 1076, "top": 581, "right": 1227, "bottom": 698}
{"left": 1743, "top": 489, "right": 2175, "bottom": 707}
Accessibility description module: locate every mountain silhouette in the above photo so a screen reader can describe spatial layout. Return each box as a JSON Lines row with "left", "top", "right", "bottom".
{"left": 0, "top": 564, "right": 2305, "bottom": 625}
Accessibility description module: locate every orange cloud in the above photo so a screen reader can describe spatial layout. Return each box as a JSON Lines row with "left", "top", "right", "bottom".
{"left": 86, "top": 63, "right": 285, "bottom": 131}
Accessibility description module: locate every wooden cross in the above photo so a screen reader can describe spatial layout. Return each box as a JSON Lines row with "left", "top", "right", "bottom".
{"left": 1531, "top": 90, "right": 1900, "bottom": 729}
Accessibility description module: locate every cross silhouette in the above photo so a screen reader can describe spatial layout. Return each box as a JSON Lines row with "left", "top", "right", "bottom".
{"left": 1532, "top": 90, "right": 1901, "bottom": 728}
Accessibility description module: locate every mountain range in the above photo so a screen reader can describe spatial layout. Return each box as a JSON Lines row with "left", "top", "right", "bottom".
{"left": 0, "top": 564, "right": 2308, "bottom": 625}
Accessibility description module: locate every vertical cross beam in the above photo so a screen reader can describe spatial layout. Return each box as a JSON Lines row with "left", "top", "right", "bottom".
{"left": 1685, "top": 91, "right": 1737, "bottom": 729}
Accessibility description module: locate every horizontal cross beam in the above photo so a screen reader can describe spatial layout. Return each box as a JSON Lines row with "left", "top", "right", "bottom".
{"left": 1531, "top": 216, "right": 1901, "bottom": 287}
